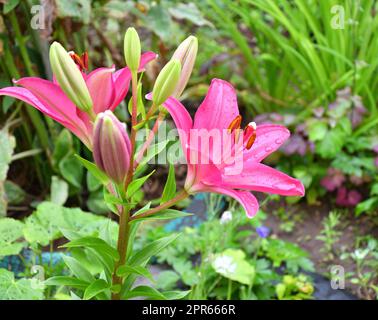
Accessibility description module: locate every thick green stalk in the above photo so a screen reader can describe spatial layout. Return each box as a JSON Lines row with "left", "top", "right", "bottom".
{"left": 227, "top": 279, "right": 233, "bottom": 300}
{"left": 124, "top": 72, "right": 138, "bottom": 189}
{"left": 112, "top": 71, "right": 139, "bottom": 300}
{"left": 111, "top": 205, "right": 131, "bottom": 300}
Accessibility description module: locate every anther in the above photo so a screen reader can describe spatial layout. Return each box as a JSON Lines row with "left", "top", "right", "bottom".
{"left": 81, "top": 52, "right": 88, "bottom": 70}
{"left": 245, "top": 122, "right": 257, "bottom": 150}
{"left": 227, "top": 115, "right": 242, "bottom": 134}
{"left": 69, "top": 51, "right": 88, "bottom": 72}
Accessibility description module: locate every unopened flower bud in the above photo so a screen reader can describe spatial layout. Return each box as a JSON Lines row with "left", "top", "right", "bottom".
{"left": 152, "top": 59, "right": 181, "bottom": 106}
{"left": 172, "top": 35, "right": 198, "bottom": 98}
{"left": 93, "top": 111, "right": 131, "bottom": 184}
{"left": 124, "top": 27, "right": 141, "bottom": 72}
{"left": 49, "top": 42, "right": 93, "bottom": 112}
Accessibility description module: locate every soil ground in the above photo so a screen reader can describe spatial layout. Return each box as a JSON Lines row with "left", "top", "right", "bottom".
{"left": 264, "top": 200, "right": 378, "bottom": 299}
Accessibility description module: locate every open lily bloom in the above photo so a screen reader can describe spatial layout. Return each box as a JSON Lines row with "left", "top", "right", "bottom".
{"left": 160, "top": 79, "right": 305, "bottom": 218}
{"left": 0, "top": 51, "right": 157, "bottom": 148}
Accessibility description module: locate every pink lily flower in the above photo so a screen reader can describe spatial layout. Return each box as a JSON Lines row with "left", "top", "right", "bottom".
{"left": 0, "top": 51, "right": 157, "bottom": 148}
{"left": 159, "top": 79, "right": 305, "bottom": 218}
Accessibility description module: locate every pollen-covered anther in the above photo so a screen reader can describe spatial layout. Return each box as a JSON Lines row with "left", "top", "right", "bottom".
{"left": 69, "top": 51, "right": 88, "bottom": 72}
{"left": 244, "top": 122, "right": 257, "bottom": 150}
{"left": 227, "top": 115, "right": 242, "bottom": 134}
{"left": 81, "top": 52, "right": 88, "bottom": 70}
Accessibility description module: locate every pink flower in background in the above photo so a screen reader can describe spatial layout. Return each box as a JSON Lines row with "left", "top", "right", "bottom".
{"left": 0, "top": 51, "right": 156, "bottom": 148}
{"left": 350, "top": 175, "right": 365, "bottom": 186}
{"left": 281, "top": 134, "right": 308, "bottom": 156}
{"left": 159, "top": 79, "right": 304, "bottom": 218}
{"left": 320, "top": 168, "right": 346, "bottom": 191}
{"left": 336, "top": 187, "right": 362, "bottom": 207}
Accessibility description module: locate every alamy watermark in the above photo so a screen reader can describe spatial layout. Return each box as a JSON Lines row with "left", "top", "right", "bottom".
{"left": 135, "top": 121, "right": 251, "bottom": 175}
{"left": 331, "top": 5, "right": 345, "bottom": 29}
{"left": 30, "top": 5, "right": 45, "bottom": 30}
{"left": 331, "top": 3, "right": 361, "bottom": 29}
{"left": 330, "top": 265, "right": 345, "bottom": 290}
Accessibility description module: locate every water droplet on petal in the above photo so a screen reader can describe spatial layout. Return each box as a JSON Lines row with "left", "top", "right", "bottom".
{"left": 275, "top": 138, "right": 282, "bottom": 144}
{"left": 265, "top": 146, "right": 272, "bottom": 152}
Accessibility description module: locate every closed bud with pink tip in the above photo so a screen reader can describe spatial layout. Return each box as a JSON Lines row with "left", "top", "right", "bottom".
{"left": 93, "top": 111, "right": 131, "bottom": 184}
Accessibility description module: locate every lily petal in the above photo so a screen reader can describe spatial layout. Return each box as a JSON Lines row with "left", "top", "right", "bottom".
{"left": 76, "top": 109, "right": 93, "bottom": 138}
{"left": 0, "top": 86, "right": 66, "bottom": 123}
{"left": 110, "top": 67, "right": 132, "bottom": 111}
{"left": 205, "top": 186, "right": 259, "bottom": 218}
{"left": 158, "top": 96, "right": 193, "bottom": 158}
{"left": 193, "top": 79, "right": 239, "bottom": 131}
{"left": 15, "top": 77, "right": 79, "bottom": 121}
{"left": 244, "top": 124, "right": 290, "bottom": 162}
{"left": 188, "top": 148, "right": 222, "bottom": 187}
{"left": 222, "top": 163, "right": 305, "bottom": 196}
{"left": 86, "top": 67, "right": 115, "bottom": 113}
{"left": 0, "top": 83, "right": 90, "bottom": 145}
{"left": 138, "top": 51, "right": 158, "bottom": 71}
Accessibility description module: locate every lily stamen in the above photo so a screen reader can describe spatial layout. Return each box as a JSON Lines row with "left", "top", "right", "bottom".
{"left": 244, "top": 122, "right": 257, "bottom": 150}
{"left": 69, "top": 51, "right": 88, "bottom": 72}
{"left": 227, "top": 115, "right": 242, "bottom": 134}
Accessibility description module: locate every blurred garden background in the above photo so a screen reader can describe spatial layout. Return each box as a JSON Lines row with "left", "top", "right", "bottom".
{"left": 0, "top": 0, "right": 377, "bottom": 300}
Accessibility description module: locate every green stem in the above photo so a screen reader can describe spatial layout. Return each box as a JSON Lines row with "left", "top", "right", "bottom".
{"left": 134, "top": 111, "right": 165, "bottom": 166}
{"left": 253, "top": 238, "right": 262, "bottom": 262}
{"left": 131, "top": 72, "right": 138, "bottom": 127}
{"left": 9, "top": 12, "right": 34, "bottom": 75}
{"left": 111, "top": 205, "right": 131, "bottom": 300}
{"left": 124, "top": 72, "right": 138, "bottom": 189}
{"left": 206, "top": 276, "right": 221, "bottom": 298}
{"left": 11, "top": 149, "right": 42, "bottom": 161}
{"left": 145, "top": 103, "right": 158, "bottom": 120}
{"left": 227, "top": 279, "right": 233, "bottom": 300}
{"left": 130, "top": 190, "right": 189, "bottom": 221}
{"left": 111, "top": 71, "right": 139, "bottom": 300}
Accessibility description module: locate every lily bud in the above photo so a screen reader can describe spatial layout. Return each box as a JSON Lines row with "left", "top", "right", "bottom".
{"left": 152, "top": 59, "right": 181, "bottom": 106}
{"left": 172, "top": 35, "right": 198, "bottom": 98}
{"left": 124, "top": 27, "right": 141, "bottom": 72}
{"left": 49, "top": 42, "right": 93, "bottom": 112}
{"left": 93, "top": 111, "right": 131, "bottom": 184}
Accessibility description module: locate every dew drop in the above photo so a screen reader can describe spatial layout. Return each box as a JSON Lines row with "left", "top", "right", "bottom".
{"left": 265, "top": 146, "right": 272, "bottom": 152}
{"left": 275, "top": 138, "right": 282, "bottom": 144}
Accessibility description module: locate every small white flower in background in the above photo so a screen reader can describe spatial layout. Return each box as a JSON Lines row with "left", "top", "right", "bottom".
{"left": 354, "top": 248, "right": 369, "bottom": 260}
{"left": 213, "top": 255, "right": 236, "bottom": 276}
{"left": 220, "top": 210, "right": 233, "bottom": 224}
